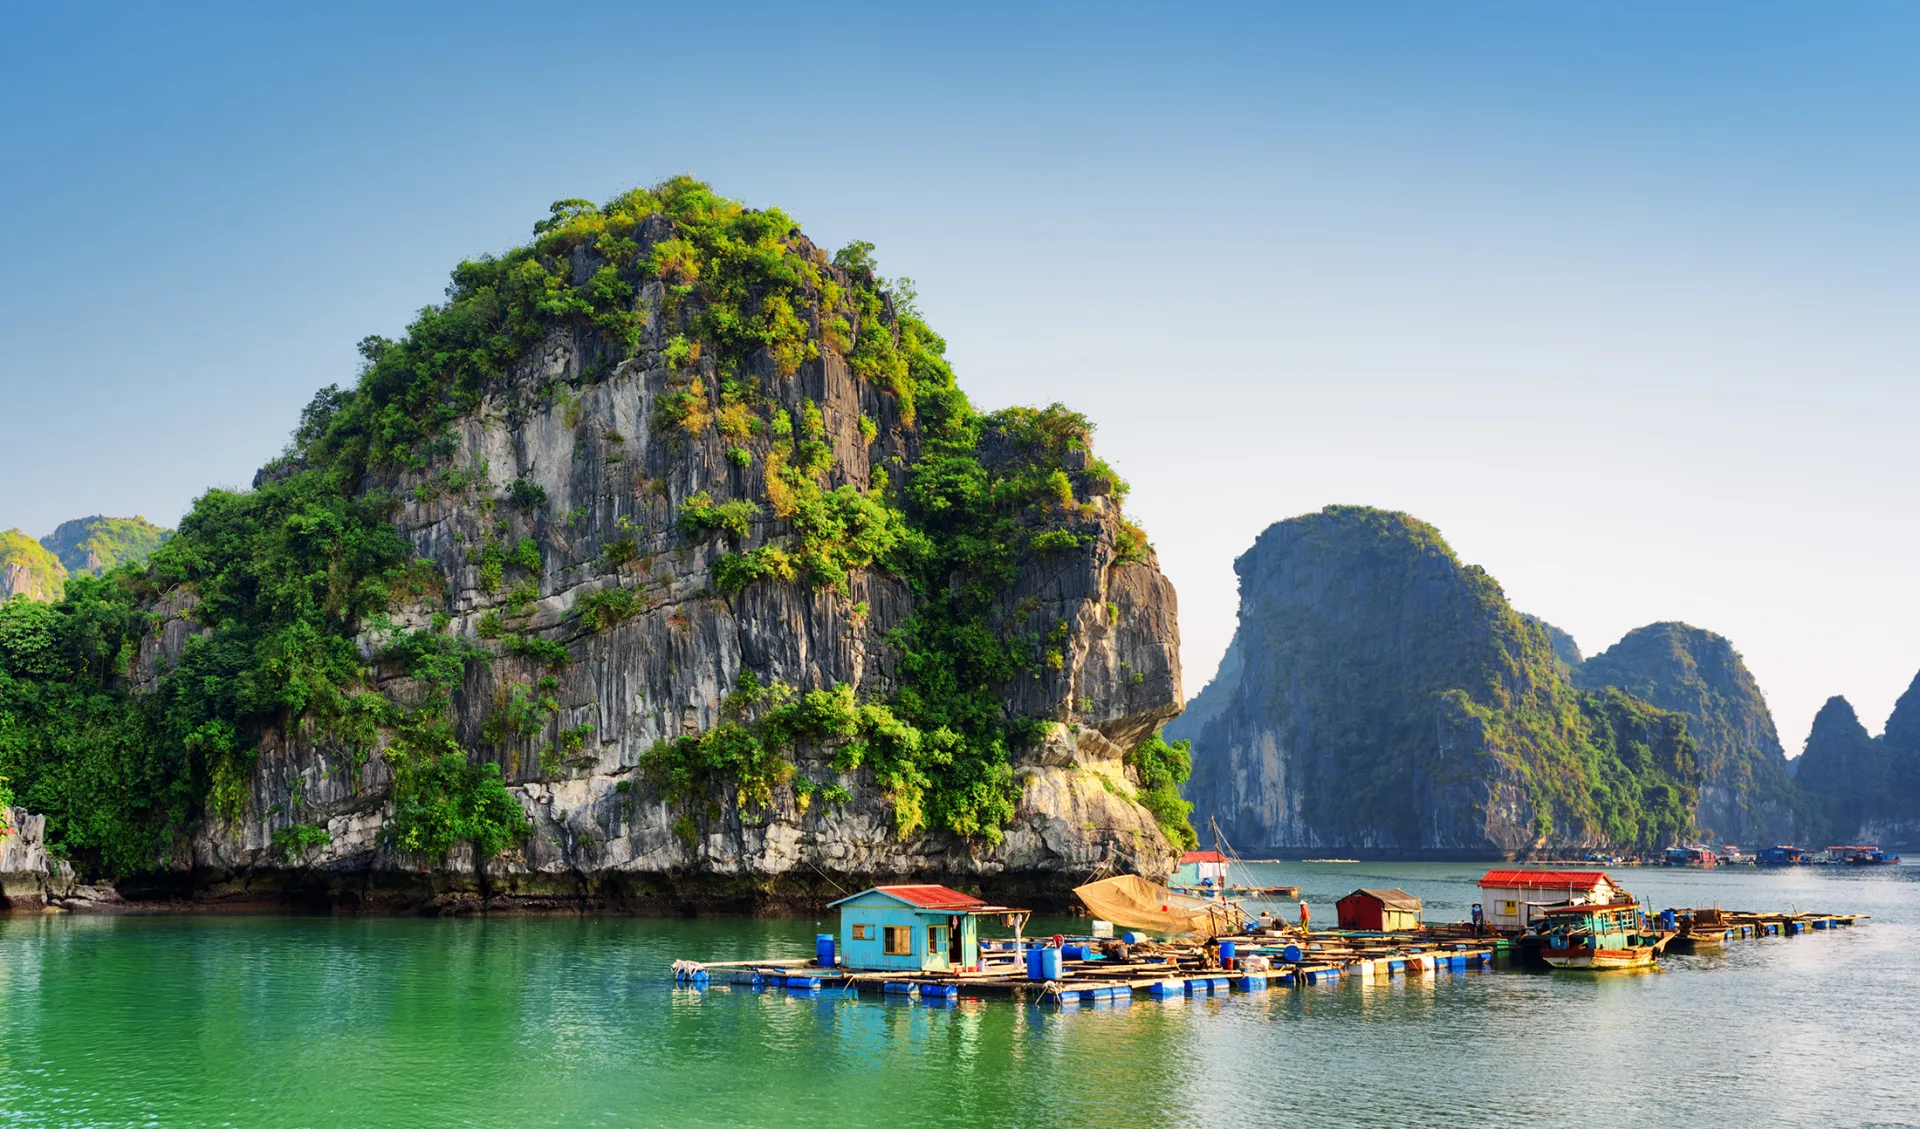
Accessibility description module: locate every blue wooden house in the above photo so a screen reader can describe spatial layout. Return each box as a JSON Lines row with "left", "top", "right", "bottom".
{"left": 827, "top": 885, "right": 1022, "bottom": 973}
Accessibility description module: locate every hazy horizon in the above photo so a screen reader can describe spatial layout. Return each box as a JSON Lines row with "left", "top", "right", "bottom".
{"left": 4, "top": 2, "right": 1915, "bottom": 753}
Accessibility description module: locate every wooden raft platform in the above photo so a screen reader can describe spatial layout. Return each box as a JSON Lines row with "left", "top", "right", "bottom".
{"left": 671, "top": 925, "right": 1511, "bottom": 1003}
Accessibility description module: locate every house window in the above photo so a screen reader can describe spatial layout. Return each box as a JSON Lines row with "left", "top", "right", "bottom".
{"left": 884, "top": 926, "right": 912, "bottom": 955}
{"left": 1500, "top": 901, "right": 1518, "bottom": 916}
{"left": 927, "top": 925, "right": 945, "bottom": 955}
{"left": 852, "top": 924, "right": 874, "bottom": 941}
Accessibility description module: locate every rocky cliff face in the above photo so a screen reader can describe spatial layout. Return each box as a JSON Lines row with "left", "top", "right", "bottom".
{"left": 1796, "top": 675, "right": 1920, "bottom": 848}
{"left": 1573, "top": 622, "right": 1810, "bottom": 846}
{"left": 1166, "top": 506, "right": 1698, "bottom": 858}
{"left": 109, "top": 185, "right": 1183, "bottom": 911}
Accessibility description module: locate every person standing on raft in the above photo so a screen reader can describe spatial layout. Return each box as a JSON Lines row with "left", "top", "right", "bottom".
{"left": 1298, "top": 899, "right": 1311, "bottom": 934}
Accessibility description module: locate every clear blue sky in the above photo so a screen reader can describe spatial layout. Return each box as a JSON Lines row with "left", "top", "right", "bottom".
{"left": 4, "top": 2, "right": 1916, "bottom": 753}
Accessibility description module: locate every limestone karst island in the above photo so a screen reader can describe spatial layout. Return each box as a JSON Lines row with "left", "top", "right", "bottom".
{"left": 5, "top": 7, "right": 1918, "bottom": 1125}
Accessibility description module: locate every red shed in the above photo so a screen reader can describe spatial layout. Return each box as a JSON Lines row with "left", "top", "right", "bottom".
{"left": 1335, "top": 888, "right": 1423, "bottom": 932}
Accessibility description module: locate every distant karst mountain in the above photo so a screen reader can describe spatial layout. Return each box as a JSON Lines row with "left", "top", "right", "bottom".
{"left": 0, "top": 530, "right": 66, "bottom": 602}
{"left": 0, "top": 516, "right": 173, "bottom": 602}
{"left": 1796, "top": 674, "right": 1920, "bottom": 848}
{"left": 1167, "top": 505, "right": 1700, "bottom": 858}
{"left": 1572, "top": 622, "right": 1812, "bottom": 847}
{"left": 40, "top": 515, "right": 171, "bottom": 575}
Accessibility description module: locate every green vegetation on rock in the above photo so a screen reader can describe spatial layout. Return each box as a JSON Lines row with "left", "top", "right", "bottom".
{"left": 1126, "top": 730, "right": 1196, "bottom": 851}
{"left": 0, "top": 575, "right": 178, "bottom": 871}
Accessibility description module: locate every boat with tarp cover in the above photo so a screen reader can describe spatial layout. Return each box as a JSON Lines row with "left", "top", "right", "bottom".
{"left": 1538, "top": 900, "right": 1668, "bottom": 970}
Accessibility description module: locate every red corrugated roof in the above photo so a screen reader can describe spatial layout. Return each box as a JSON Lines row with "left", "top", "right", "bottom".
{"left": 1478, "top": 869, "right": 1613, "bottom": 889}
{"left": 870, "top": 884, "right": 988, "bottom": 909}
{"left": 1180, "top": 851, "right": 1228, "bottom": 864}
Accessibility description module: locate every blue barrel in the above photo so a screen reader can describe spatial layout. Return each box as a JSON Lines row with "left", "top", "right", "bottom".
{"left": 1218, "top": 941, "right": 1236, "bottom": 963}
{"left": 1660, "top": 909, "right": 1676, "bottom": 931}
{"left": 1122, "top": 932, "right": 1143, "bottom": 946}
{"left": 1026, "top": 948, "right": 1044, "bottom": 980}
{"left": 1061, "top": 944, "right": 1086, "bottom": 961}
{"left": 816, "top": 934, "right": 836, "bottom": 967}
{"left": 1037, "top": 947, "right": 1063, "bottom": 980}
{"left": 1282, "top": 944, "right": 1304, "bottom": 963}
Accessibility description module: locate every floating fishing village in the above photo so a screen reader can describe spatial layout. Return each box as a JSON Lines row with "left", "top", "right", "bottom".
{"left": 671, "top": 852, "right": 1874, "bottom": 1006}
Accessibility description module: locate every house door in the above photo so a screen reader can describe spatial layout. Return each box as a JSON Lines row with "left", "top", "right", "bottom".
{"left": 948, "top": 916, "right": 964, "bottom": 964}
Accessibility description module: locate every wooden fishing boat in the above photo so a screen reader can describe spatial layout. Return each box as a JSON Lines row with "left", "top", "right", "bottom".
{"left": 1670, "top": 907, "right": 1731, "bottom": 950}
{"left": 1537, "top": 900, "right": 1667, "bottom": 971}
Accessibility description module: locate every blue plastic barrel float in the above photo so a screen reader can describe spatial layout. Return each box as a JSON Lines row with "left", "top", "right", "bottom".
{"left": 919, "top": 983, "right": 959, "bottom": 999}
{"left": 1061, "top": 945, "right": 1088, "bottom": 961}
{"left": 816, "top": 934, "right": 836, "bottom": 967}
{"left": 1236, "top": 975, "right": 1268, "bottom": 992}
{"left": 1218, "top": 941, "right": 1237, "bottom": 964}
{"left": 1282, "top": 945, "right": 1304, "bottom": 964}
{"left": 1122, "top": 932, "right": 1143, "bottom": 946}
{"left": 882, "top": 982, "right": 916, "bottom": 995}
{"left": 1148, "top": 981, "right": 1179, "bottom": 998}
{"left": 1037, "top": 947, "right": 1063, "bottom": 980}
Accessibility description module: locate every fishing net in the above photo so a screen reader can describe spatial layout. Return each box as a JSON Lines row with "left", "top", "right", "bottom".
{"left": 1073, "top": 875, "right": 1248, "bottom": 939}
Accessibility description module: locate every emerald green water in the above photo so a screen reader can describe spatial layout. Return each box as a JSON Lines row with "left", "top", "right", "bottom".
{"left": 4, "top": 863, "right": 1917, "bottom": 1127}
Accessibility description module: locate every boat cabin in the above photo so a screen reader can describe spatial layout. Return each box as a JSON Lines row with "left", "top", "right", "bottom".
{"left": 1664, "top": 845, "right": 1718, "bottom": 867}
{"left": 1175, "top": 850, "right": 1230, "bottom": 888}
{"left": 1476, "top": 870, "right": 1621, "bottom": 933}
{"left": 826, "top": 885, "right": 1026, "bottom": 973}
{"left": 1335, "top": 888, "right": 1422, "bottom": 932}
{"left": 1827, "top": 845, "right": 1895, "bottom": 864}
{"left": 1537, "top": 900, "right": 1660, "bottom": 969}
{"left": 1757, "top": 845, "right": 1807, "bottom": 866}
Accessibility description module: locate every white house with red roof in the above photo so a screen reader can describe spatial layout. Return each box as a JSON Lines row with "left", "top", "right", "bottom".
{"left": 1477, "top": 869, "right": 1622, "bottom": 932}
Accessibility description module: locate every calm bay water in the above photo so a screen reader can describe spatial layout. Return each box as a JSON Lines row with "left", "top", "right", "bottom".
{"left": 2, "top": 863, "right": 1916, "bottom": 1128}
